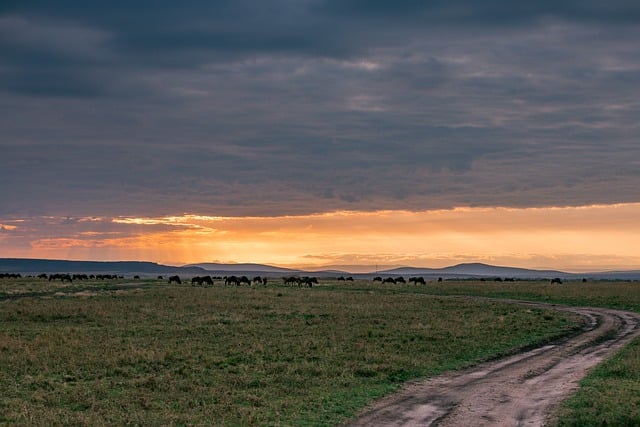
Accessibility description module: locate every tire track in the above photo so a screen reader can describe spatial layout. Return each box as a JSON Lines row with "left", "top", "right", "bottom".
{"left": 344, "top": 301, "right": 640, "bottom": 427}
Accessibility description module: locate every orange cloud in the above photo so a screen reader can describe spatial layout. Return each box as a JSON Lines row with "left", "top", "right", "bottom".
{"left": 5, "top": 203, "right": 640, "bottom": 272}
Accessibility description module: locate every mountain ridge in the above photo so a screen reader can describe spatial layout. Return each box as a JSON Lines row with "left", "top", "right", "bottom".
{"left": 0, "top": 258, "right": 638, "bottom": 280}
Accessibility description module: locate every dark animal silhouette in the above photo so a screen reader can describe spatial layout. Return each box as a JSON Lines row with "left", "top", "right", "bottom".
{"left": 283, "top": 276, "right": 299, "bottom": 286}
{"left": 299, "top": 276, "right": 318, "bottom": 287}
{"left": 382, "top": 277, "right": 396, "bottom": 284}
{"left": 395, "top": 276, "right": 406, "bottom": 284}
{"left": 252, "top": 276, "right": 267, "bottom": 285}
{"left": 191, "top": 276, "right": 213, "bottom": 286}
{"left": 48, "top": 273, "right": 72, "bottom": 283}
{"left": 224, "top": 276, "right": 239, "bottom": 286}
{"left": 168, "top": 275, "right": 182, "bottom": 285}
{"left": 373, "top": 276, "right": 383, "bottom": 282}
{"left": 191, "top": 275, "right": 213, "bottom": 286}
{"left": 409, "top": 277, "right": 426, "bottom": 285}
{"left": 551, "top": 278, "right": 563, "bottom": 284}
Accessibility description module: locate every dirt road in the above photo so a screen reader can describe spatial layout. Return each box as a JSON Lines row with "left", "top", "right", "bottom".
{"left": 344, "top": 301, "right": 640, "bottom": 427}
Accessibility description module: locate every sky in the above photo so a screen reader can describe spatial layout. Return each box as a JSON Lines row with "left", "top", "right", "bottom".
{"left": 1, "top": 1, "right": 640, "bottom": 272}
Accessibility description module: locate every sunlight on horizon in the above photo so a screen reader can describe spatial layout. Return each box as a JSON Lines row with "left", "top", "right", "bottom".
{"left": 2, "top": 203, "right": 640, "bottom": 272}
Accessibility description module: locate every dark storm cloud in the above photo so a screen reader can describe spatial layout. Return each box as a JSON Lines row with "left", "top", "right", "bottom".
{"left": 1, "top": 1, "right": 640, "bottom": 217}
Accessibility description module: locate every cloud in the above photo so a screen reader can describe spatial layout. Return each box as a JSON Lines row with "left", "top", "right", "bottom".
{"left": 2, "top": 205, "right": 640, "bottom": 270}
{"left": 1, "top": 2, "right": 640, "bottom": 218}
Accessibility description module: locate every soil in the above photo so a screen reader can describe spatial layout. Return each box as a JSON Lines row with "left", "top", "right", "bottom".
{"left": 343, "top": 300, "right": 640, "bottom": 427}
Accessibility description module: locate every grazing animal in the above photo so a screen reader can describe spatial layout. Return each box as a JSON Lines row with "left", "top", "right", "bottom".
{"left": 373, "top": 276, "right": 383, "bottom": 282}
{"left": 283, "top": 276, "right": 299, "bottom": 286}
{"left": 395, "top": 276, "right": 406, "bottom": 284}
{"left": 346, "top": 276, "right": 354, "bottom": 281}
{"left": 48, "top": 273, "right": 72, "bottom": 283}
{"left": 250, "top": 276, "right": 267, "bottom": 285}
{"left": 299, "top": 276, "right": 318, "bottom": 287}
{"left": 168, "top": 275, "right": 182, "bottom": 285}
{"left": 192, "top": 276, "right": 213, "bottom": 286}
{"left": 224, "top": 275, "right": 249, "bottom": 286}
{"left": 551, "top": 278, "right": 563, "bottom": 285}
{"left": 224, "top": 276, "right": 239, "bottom": 286}
{"left": 409, "top": 277, "right": 426, "bottom": 285}
{"left": 382, "top": 277, "right": 396, "bottom": 284}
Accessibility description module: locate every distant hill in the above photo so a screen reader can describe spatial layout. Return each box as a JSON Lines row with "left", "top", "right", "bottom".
{"left": 0, "top": 258, "right": 205, "bottom": 277}
{"left": 184, "top": 262, "right": 299, "bottom": 274}
{"left": 1, "top": 258, "right": 638, "bottom": 280}
{"left": 379, "top": 263, "right": 598, "bottom": 280}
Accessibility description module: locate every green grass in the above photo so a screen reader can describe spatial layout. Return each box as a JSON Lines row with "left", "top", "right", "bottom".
{"left": 342, "top": 278, "right": 640, "bottom": 426}
{"left": 325, "top": 279, "right": 640, "bottom": 312}
{"left": 0, "top": 278, "right": 581, "bottom": 426}
{"left": 556, "top": 337, "right": 640, "bottom": 426}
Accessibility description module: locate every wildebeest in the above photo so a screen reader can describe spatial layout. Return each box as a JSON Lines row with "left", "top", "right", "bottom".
{"left": 409, "top": 276, "right": 426, "bottom": 285}
{"left": 252, "top": 276, "right": 267, "bottom": 285}
{"left": 373, "top": 276, "right": 383, "bottom": 282}
{"left": 48, "top": 273, "right": 72, "bottom": 283}
{"left": 550, "top": 277, "right": 563, "bottom": 284}
{"left": 283, "top": 276, "right": 299, "bottom": 286}
{"left": 168, "top": 275, "right": 182, "bottom": 285}
{"left": 224, "top": 275, "right": 250, "bottom": 286}
{"left": 95, "top": 274, "right": 118, "bottom": 280}
{"left": 395, "top": 276, "right": 406, "bottom": 284}
{"left": 299, "top": 276, "right": 318, "bottom": 287}
{"left": 224, "top": 275, "right": 239, "bottom": 286}
{"left": 382, "top": 277, "right": 396, "bottom": 284}
{"left": 191, "top": 276, "right": 213, "bottom": 286}
{"left": 346, "top": 276, "right": 354, "bottom": 281}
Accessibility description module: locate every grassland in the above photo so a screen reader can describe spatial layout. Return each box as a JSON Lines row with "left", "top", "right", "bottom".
{"left": 331, "top": 279, "right": 640, "bottom": 426}
{"left": 0, "top": 277, "right": 583, "bottom": 426}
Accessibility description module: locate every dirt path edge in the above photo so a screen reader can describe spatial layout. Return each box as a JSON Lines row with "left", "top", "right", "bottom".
{"left": 343, "top": 299, "right": 640, "bottom": 427}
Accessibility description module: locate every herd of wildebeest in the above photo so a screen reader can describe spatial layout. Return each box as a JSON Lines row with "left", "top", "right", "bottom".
{"left": 0, "top": 272, "right": 568, "bottom": 286}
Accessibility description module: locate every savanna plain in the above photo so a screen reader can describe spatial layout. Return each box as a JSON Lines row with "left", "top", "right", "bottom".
{"left": 0, "top": 277, "right": 639, "bottom": 426}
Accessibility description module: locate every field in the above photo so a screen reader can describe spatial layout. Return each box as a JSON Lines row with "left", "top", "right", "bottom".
{"left": 0, "top": 277, "right": 638, "bottom": 426}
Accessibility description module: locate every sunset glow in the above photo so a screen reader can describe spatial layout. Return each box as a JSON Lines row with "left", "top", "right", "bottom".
{"left": 2, "top": 203, "right": 639, "bottom": 272}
